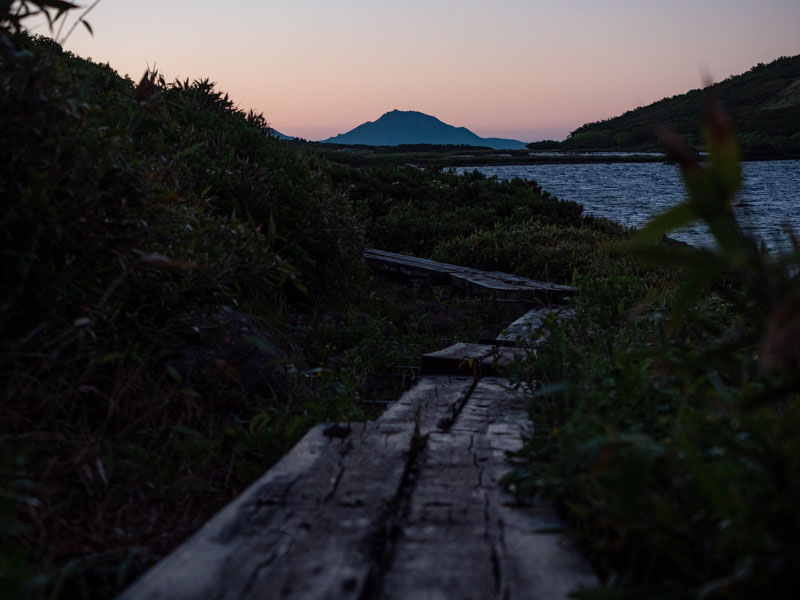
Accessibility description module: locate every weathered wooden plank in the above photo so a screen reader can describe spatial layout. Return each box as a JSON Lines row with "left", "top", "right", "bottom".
{"left": 480, "top": 345, "right": 524, "bottom": 375}
{"left": 421, "top": 342, "right": 495, "bottom": 376}
{"left": 378, "top": 374, "right": 476, "bottom": 435}
{"left": 120, "top": 421, "right": 414, "bottom": 600}
{"left": 364, "top": 249, "right": 457, "bottom": 284}
{"left": 488, "top": 306, "right": 576, "bottom": 347}
{"left": 450, "top": 272, "right": 573, "bottom": 303}
{"left": 421, "top": 343, "right": 522, "bottom": 376}
{"left": 486, "top": 270, "right": 572, "bottom": 289}
{"left": 365, "top": 248, "right": 574, "bottom": 302}
{"left": 377, "top": 378, "right": 597, "bottom": 600}
{"left": 364, "top": 248, "right": 468, "bottom": 275}
{"left": 467, "top": 379, "right": 597, "bottom": 599}
{"left": 376, "top": 398, "right": 505, "bottom": 597}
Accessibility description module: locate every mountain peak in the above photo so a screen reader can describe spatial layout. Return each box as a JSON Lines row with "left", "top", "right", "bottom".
{"left": 322, "top": 110, "right": 526, "bottom": 149}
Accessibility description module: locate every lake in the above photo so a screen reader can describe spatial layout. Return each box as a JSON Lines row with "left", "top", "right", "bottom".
{"left": 454, "top": 160, "right": 800, "bottom": 250}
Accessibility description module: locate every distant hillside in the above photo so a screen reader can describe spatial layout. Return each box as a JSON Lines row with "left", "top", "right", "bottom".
{"left": 322, "top": 110, "right": 527, "bottom": 150}
{"left": 268, "top": 128, "right": 293, "bottom": 140}
{"left": 534, "top": 54, "right": 800, "bottom": 158}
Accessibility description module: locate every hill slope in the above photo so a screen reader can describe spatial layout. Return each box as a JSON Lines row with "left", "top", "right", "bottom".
{"left": 269, "top": 128, "right": 294, "bottom": 140}
{"left": 322, "top": 110, "right": 527, "bottom": 150}
{"left": 538, "top": 54, "right": 800, "bottom": 158}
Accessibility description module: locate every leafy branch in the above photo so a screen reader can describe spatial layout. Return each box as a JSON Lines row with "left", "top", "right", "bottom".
{"left": 1, "top": 0, "right": 100, "bottom": 45}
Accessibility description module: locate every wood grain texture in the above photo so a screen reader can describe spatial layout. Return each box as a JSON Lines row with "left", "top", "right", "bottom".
{"left": 377, "top": 377, "right": 596, "bottom": 600}
{"left": 119, "top": 421, "right": 415, "bottom": 600}
{"left": 364, "top": 249, "right": 573, "bottom": 302}
{"left": 421, "top": 343, "right": 522, "bottom": 376}
{"left": 488, "top": 306, "right": 576, "bottom": 347}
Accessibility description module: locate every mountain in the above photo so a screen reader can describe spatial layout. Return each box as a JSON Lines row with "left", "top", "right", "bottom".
{"left": 536, "top": 54, "right": 800, "bottom": 158}
{"left": 322, "top": 110, "right": 527, "bottom": 150}
{"left": 268, "top": 129, "right": 294, "bottom": 141}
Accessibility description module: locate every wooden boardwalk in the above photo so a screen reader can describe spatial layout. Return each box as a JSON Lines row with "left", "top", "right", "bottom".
{"left": 120, "top": 258, "right": 595, "bottom": 600}
{"left": 364, "top": 249, "right": 574, "bottom": 303}
{"left": 487, "top": 305, "right": 576, "bottom": 347}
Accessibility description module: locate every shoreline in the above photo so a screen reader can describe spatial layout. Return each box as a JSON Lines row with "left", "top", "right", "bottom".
{"left": 302, "top": 141, "right": 800, "bottom": 168}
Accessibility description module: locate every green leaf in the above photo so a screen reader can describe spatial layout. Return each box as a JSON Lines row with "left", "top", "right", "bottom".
{"left": 705, "top": 211, "right": 745, "bottom": 256}
{"left": 90, "top": 351, "right": 125, "bottom": 366}
{"left": 629, "top": 243, "right": 699, "bottom": 268}
{"left": 705, "top": 123, "right": 741, "bottom": 205}
{"left": 166, "top": 365, "right": 183, "bottom": 383}
{"left": 681, "top": 165, "right": 715, "bottom": 214}
{"left": 249, "top": 411, "right": 271, "bottom": 434}
{"left": 632, "top": 202, "right": 697, "bottom": 246}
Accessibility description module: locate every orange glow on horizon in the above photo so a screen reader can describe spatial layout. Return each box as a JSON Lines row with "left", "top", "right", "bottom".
{"left": 43, "top": 0, "right": 800, "bottom": 142}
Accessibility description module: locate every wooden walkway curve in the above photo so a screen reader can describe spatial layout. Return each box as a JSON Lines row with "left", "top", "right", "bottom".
{"left": 119, "top": 252, "right": 595, "bottom": 600}
{"left": 364, "top": 249, "right": 574, "bottom": 304}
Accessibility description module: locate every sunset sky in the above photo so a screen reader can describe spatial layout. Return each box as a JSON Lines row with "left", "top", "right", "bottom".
{"left": 42, "top": 0, "right": 800, "bottom": 142}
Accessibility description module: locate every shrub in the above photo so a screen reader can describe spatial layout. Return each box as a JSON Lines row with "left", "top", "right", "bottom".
{"left": 507, "top": 102, "right": 800, "bottom": 598}
{"left": 431, "top": 219, "right": 632, "bottom": 284}
{"left": 0, "top": 28, "right": 363, "bottom": 597}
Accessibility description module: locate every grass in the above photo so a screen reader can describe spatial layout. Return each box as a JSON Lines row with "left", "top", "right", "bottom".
{"left": 303, "top": 141, "right": 664, "bottom": 168}
{"left": 505, "top": 102, "right": 800, "bottom": 599}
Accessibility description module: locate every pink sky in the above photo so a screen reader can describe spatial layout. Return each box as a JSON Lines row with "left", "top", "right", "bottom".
{"left": 42, "top": 0, "right": 800, "bottom": 141}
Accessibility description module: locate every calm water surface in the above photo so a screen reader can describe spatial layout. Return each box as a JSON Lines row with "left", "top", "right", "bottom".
{"left": 455, "top": 161, "right": 800, "bottom": 250}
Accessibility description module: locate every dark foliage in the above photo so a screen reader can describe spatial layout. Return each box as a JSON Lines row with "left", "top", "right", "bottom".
{"left": 0, "top": 28, "right": 364, "bottom": 598}
{"left": 333, "top": 165, "right": 623, "bottom": 258}
{"left": 530, "top": 54, "right": 800, "bottom": 159}
{"left": 508, "top": 103, "right": 800, "bottom": 599}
